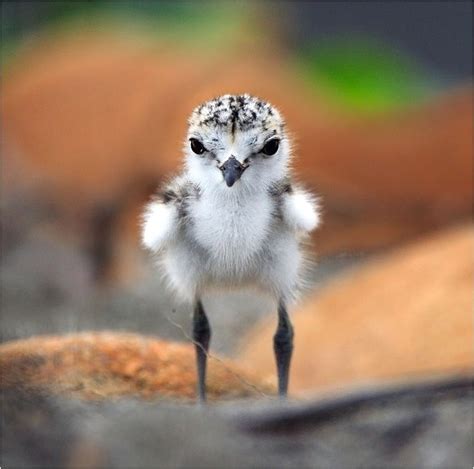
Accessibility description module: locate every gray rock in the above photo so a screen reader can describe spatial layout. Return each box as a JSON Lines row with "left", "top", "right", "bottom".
{"left": 2, "top": 376, "right": 472, "bottom": 468}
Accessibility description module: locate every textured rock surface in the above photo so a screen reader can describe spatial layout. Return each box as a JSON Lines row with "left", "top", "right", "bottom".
{"left": 0, "top": 332, "right": 275, "bottom": 401}
{"left": 240, "top": 225, "right": 473, "bottom": 394}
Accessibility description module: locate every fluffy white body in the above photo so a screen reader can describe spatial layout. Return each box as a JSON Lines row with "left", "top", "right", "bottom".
{"left": 142, "top": 94, "right": 320, "bottom": 304}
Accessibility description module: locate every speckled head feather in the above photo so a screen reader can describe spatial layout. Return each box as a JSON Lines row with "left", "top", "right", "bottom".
{"left": 184, "top": 94, "right": 291, "bottom": 192}
{"left": 189, "top": 94, "right": 284, "bottom": 134}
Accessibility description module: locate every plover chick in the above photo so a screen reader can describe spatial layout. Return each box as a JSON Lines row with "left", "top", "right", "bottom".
{"left": 142, "top": 94, "right": 320, "bottom": 401}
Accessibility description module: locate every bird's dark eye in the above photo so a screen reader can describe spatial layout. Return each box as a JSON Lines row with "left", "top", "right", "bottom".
{"left": 190, "top": 138, "right": 206, "bottom": 155}
{"left": 261, "top": 138, "right": 280, "bottom": 156}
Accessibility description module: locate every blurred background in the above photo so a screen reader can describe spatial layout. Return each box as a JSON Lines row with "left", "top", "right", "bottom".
{"left": 1, "top": 1, "right": 473, "bottom": 467}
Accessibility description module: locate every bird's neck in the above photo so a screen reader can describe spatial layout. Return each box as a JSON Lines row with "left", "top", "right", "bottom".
{"left": 188, "top": 171, "right": 289, "bottom": 202}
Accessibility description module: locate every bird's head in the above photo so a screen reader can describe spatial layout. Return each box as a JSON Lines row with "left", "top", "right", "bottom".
{"left": 184, "top": 94, "right": 291, "bottom": 192}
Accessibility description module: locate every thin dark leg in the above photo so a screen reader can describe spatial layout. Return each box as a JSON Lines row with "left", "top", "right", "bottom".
{"left": 273, "top": 299, "right": 294, "bottom": 398}
{"left": 193, "top": 299, "right": 211, "bottom": 402}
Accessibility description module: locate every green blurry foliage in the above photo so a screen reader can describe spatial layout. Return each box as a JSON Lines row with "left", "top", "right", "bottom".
{"left": 299, "top": 39, "right": 434, "bottom": 114}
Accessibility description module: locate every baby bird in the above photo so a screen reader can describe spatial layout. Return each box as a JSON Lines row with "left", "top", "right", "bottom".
{"left": 142, "top": 94, "right": 320, "bottom": 401}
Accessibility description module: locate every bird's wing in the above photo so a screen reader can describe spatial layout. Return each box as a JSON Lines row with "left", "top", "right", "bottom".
{"left": 141, "top": 176, "right": 198, "bottom": 252}
{"left": 277, "top": 183, "right": 321, "bottom": 233}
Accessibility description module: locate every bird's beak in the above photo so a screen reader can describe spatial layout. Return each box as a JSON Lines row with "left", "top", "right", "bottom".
{"left": 219, "top": 156, "right": 247, "bottom": 187}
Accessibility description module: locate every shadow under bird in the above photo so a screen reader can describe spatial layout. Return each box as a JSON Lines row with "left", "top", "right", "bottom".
{"left": 142, "top": 94, "right": 320, "bottom": 401}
